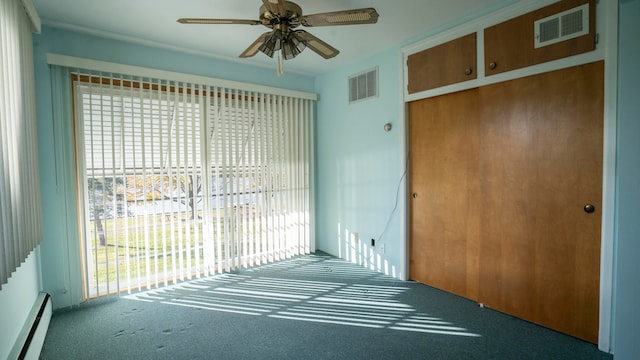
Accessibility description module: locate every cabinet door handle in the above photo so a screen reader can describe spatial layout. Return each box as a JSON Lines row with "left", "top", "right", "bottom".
{"left": 464, "top": 67, "right": 473, "bottom": 76}
{"left": 488, "top": 62, "right": 497, "bottom": 70}
{"left": 412, "top": 193, "right": 418, "bottom": 199}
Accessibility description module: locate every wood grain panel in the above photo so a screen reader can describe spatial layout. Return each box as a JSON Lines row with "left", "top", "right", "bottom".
{"left": 484, "top": 0, "right": 595, "bottom": 75}
{"left": 409, "top": 88, "right": 481, "bottom": 300}
{"left": 407, "top": 33, "right": 477, "bottom": 94}
{"left": 477, "top": 61, "right": 603, "bottom": 343}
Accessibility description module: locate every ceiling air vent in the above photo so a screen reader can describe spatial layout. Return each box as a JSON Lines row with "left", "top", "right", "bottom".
{"left": 534, "top": 3, "right": 589, "bottom": 49}
{"left": 349, "top": 67, "right": 378, "bottom": 104}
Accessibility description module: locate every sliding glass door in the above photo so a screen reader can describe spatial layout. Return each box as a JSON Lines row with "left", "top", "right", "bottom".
{"left": 73, "top": 73, "right": 313, "bottom": 298}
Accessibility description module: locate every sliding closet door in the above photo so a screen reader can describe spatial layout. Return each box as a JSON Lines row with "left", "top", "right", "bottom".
{"left": 409, "top": 61, "right": 603, "bottom": 343}
{"left": 409, "top": 89, "right": 481, "bottom": 301}
{"left": 477, "top": 62, "right": 603, "bottom": 343}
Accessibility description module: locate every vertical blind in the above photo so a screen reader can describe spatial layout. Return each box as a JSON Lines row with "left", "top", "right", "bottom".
{"left": 0, "top": 0, "right": 42, "bottom": 290}
{"left": 72, "top": 71, "right": 314, "bottom": 298}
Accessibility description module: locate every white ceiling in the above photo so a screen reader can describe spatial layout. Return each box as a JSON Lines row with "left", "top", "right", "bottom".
{"left": 32, "top": 0, "right": 515, "bottom": 76}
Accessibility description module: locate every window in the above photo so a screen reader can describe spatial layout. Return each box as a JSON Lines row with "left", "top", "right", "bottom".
{"left": 73, "top": 73, "right": 314, "bottom": 298}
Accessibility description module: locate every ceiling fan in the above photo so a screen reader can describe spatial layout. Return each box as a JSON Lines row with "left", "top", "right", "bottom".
{"left": 177, "top": 0, "right": 379, "bottom": 62}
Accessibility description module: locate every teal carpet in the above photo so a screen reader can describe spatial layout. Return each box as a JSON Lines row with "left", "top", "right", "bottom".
{"left": 40, "top": 253, "right": 611, "bottom": 359}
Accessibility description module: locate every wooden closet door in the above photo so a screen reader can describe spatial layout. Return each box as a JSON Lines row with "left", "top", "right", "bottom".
{"left": 409, "top": 61, "right": 603, "bottom": 343}
{"left": 409, "top": 88, "right": 482, "bottom": 301}
{"left": 477, "top": 61, "right": 603, "bottom": 343}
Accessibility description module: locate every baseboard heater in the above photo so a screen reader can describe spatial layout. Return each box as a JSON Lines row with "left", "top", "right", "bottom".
{"left": 9, "top": 292, "right": 52, "bottom": 360}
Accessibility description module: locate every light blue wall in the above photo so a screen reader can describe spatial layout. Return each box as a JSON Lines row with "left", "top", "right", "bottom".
{"left": 314, "top": 48, "right": 407, "bottom": 277}
{"left": 0, "top": 250, "right": 41, "bottom": 359}
{"left": 312, "top": 0, "right": 520, "bottom": 279}
{"left": 33, "top": 27, "right": 315, "bottom": 92}
{"left": 32, "top": 26, "right": 315, "bottom": 309}
{"left": 28, "top": 3, "right": 639, "bottom": 356}
{"left": 613, "top": 0, "right": 640, "bottom": 358}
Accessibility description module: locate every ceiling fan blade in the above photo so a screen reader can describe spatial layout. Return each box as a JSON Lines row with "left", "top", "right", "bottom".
{"left": 240, "top": 32, "right": 272, "bottom": 58}
{"left": 294, "top": 30, "right": 339, "bottom": 59}
{"left": 262, "top": 0, "right": 286, "bottom": 15}
{"left": 177, "top": 18, "right": 261, "bottom": 25}
{"left": 302, "top": 8, "right": 379, "bottom": 27}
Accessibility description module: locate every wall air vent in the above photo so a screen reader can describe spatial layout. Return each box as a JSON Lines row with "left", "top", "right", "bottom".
{"left": 534, "top": 3, "right": 589, "bottom": 49}
{"left": 349, "top": 67, "right": 378, "bottom": 104}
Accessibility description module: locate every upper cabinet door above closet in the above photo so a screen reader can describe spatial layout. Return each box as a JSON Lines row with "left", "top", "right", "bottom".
{"left": 484, "top": 0, "right": 596, "bottom": 76}
{"left": 407, "top": 33, "right": 477, "bottom": 94}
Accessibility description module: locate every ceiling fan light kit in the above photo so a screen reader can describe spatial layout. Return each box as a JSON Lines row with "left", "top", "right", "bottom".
{"left": 177, "top": 0, "right": 379, "bottom": 74}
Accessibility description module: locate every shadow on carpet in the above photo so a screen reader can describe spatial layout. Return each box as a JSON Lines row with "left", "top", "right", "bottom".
{"left": 40, "top": 252, "right": 611, "bottom": 360}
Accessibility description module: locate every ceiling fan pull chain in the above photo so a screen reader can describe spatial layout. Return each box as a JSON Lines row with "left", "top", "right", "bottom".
{"left": 277, "top": 52, "right": 284, "bottom": 76}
